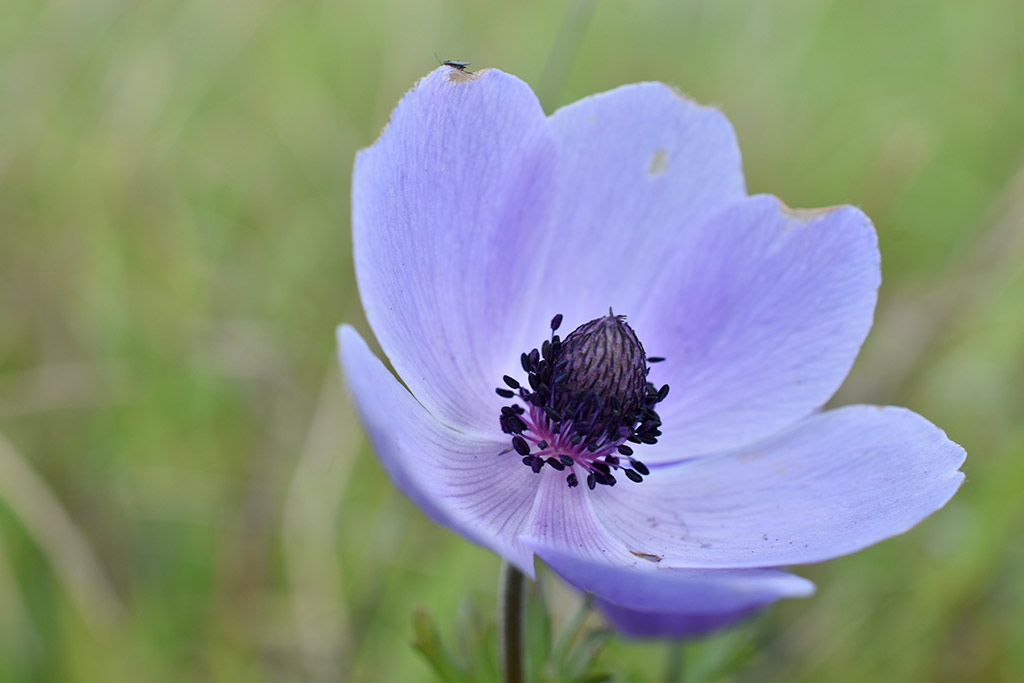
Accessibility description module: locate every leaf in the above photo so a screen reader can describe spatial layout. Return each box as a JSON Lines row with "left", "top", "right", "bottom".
{"left": 410, "top": 607, "right": 469, "bottom": 683}
{"left": 525, "top": 578, "right": 553, "bottom": 682}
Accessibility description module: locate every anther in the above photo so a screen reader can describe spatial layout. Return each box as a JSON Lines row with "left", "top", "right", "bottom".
{"left": 495, "top": 312, "right": 669, "bottom": 489}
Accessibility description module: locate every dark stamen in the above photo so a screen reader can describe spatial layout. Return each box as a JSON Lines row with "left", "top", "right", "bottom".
{"left": 495, "top": 312, "right": 668, "bottom": 490}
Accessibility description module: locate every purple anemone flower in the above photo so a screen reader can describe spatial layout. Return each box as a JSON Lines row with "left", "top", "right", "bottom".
{"left": 338, "top": 66, "right": 966, "bottom": 638}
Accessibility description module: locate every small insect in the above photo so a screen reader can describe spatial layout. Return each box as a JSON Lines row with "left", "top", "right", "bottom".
{"left": 436, "top": 54, "right": 471, "bottom": 72}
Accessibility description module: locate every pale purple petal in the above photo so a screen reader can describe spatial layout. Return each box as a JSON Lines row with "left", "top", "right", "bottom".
{"left": 595, "top": 601, "right": 762, "bottom": 639}
{"left": 534, "top": 542, "right": 814, "bottom": 615}
{"left": 634, "top": 196, "right": 881, "bottom": 461}
{"left": 584, "top": 405, "right": 965, "bottom": 568}
{"left": 352, "top": 67, "right": 558, "bottom": 432}
{"left": 521, "top": 82, "right": 746, "bottom": 332}
{"left": 338, "top": 325, "right": 538, "bottom": 575}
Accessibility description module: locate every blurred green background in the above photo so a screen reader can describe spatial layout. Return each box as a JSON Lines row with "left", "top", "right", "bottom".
{"left": 2, "top": 0, "right": 1023, "bottom": 680}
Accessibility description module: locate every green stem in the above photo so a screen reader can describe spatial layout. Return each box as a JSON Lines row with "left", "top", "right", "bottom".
{"left": 498, "top": 561, "right": 526, "bottom": 683}
{"left": 664, "top": 641, "right": 685, "bottom": 683}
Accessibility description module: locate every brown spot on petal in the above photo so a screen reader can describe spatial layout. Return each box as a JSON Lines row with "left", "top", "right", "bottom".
{"left": 648, "top": 148, "right": 669, "bottom": 175}
{"left": 665, "top": 85, "right": 698, "bottom": 105}
{"left": 447, "top": 67, "right": 486, "bottom": 83}
{"left": 778, "top": 201, "right": 843, "bottom": 224}
{"left": 629, "top": 550, "right": 662, "bottom": 563}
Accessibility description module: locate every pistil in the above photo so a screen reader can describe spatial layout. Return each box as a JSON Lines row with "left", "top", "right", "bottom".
{"left": 496, "top": 312, "right": 668, "bottom": 489}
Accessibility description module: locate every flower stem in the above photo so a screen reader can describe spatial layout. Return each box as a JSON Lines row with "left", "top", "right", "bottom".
{"left": 664, "top": 641, "right": 685, "bottom": 683}
{"left": 498, "top": 561, "right": 525, "bottom": 683}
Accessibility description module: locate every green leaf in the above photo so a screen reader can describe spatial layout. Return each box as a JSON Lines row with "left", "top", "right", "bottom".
{"left": 525, "top": 578, "right": 553, "bottom": 682}
{"left": 410, "top": 607, "right": 468, "bottom": 683}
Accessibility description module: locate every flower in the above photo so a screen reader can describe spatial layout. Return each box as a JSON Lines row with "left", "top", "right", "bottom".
{"left": 338, "top": 66, "right": 966, "bottom": 638}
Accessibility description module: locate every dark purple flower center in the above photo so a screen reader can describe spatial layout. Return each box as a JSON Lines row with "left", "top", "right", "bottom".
{"left": 495, "top": 312, "right": 668, "bottom": 489}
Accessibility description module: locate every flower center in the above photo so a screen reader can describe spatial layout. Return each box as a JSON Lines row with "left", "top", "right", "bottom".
{"left": 495, "top": 311, "right": 668, "bottom": 489}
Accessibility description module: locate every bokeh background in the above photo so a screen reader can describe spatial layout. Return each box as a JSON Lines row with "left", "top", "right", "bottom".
{"left": 2, "top": 0, "right": 1023, "bottom": 680}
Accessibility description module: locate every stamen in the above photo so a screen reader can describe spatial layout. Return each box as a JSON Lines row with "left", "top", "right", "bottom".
{"left": 494, "top": 311, "right": 669, "bottom": 490}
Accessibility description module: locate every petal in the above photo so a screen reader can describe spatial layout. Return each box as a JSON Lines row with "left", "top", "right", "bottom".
{"left": 352, "top": 67, "right": 558, "bottom": 432}
{"left": 338, "top": 325, "right": 539, "bottom": 575}
{"left": 585, "top": 405, "right": 965, "bottom": 569}
{"left": 635, "top": 195, "right": 881, "bottom": 461}
{"left": 531, "top": 532, "right": 811, "bottom": 640}
{"left": 535, "top": 542, "right": 814, "bottom": 615}
{"left": 523, "top": 83, "right": 746, "bottom": 332}
{"left": 594, "top": 601, "right": 762, "bottom": 639}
